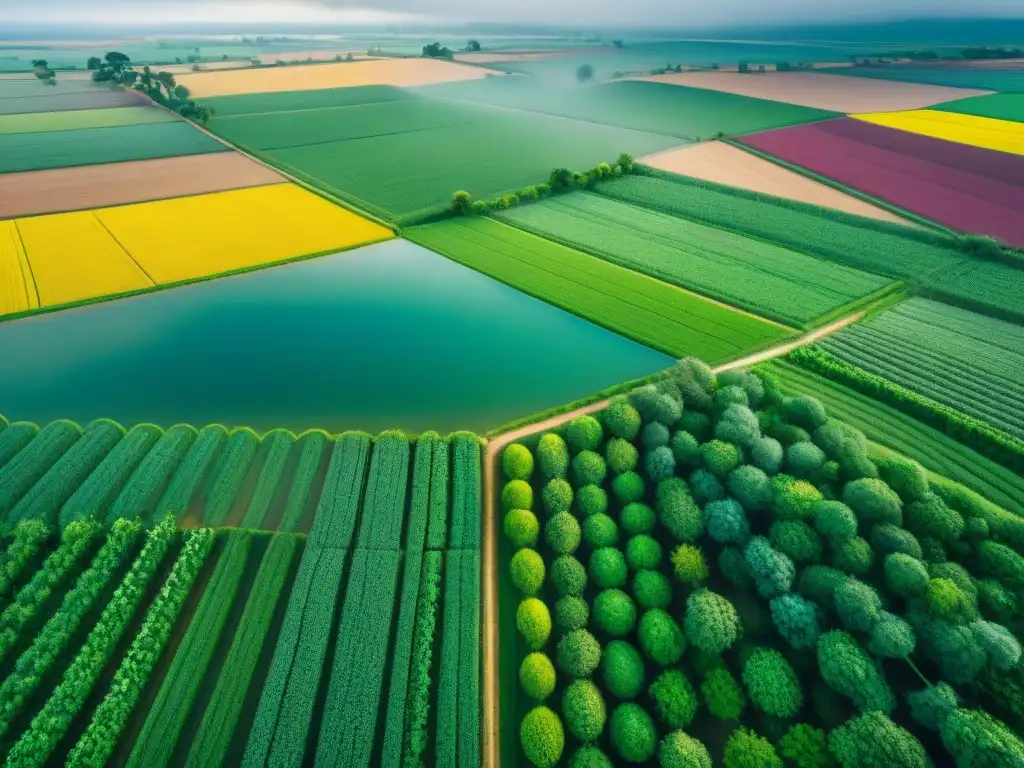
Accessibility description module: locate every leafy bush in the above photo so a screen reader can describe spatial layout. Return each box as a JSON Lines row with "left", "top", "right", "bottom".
{"left": 778, "top": 724, "right": 834, "bottom": 768}
{"left": 659, "top": 730, "right": 711, "bottom": 768}
{"left": 720, "top": 546, "right": 755, "bottom": 589}
{"left": 745, "top": 536, "right": 795, "bottom": 598}
{"left": 645, "top": 446, "right": 677, "bottom": 482}
{"left": 502, "top": 479, "right": 533, "bottom": 512}
{"left": 601, "top": 639, "right": 646, "bottom": 699}
{"left": 520, "top": 652, "right": 557, "bottom": 700}
{"left": 503, "top": 444, "right": 534, "bottom": 480}
{"left": 649, "top": 668, "right": 698, "bottom": 728}
{"left": 719, "top": 369, "right": 765, "bottom": 408}
{"left": 631, "top": 384, "right": 682, "bottom": 425}
{"left": 975, "top": 579, "right": 1017, "bottom": 622}
{"left": 905, "top": 493, "right": 964, "bottom": 543}
{"left": 520, "top": 706, "right": 564, "bottom": 768}
{"left": 926, "top": 578, "right": 975, "bottom": 624}
{"left": 689, "top": 468, "right": 726, "bottom": 506}
{"left": 604, "top": 397, "right": 642, "bottom": 440}
{"left": 626, "top": 534, "right": 662, "bottom": 571}
{"left": 633, "top": 569, "right": 672, "bottom": 610}
{"left": 827, "top": 712, "right": 926, "bottom": 768}
{"left": 839, "top": 451, "right": 879, "bottom": 483}
{"left": 716, "top": 405, "right": 762, "bottom": 448}
{"left": 590, "top": 547, "right": 628, "bottom": 589}
{"left": 671, "top": 431, "right": 701, "bottom": 467}
{"left": 638, "top": 608, "right": 685, "bottom": 666}
{"left": 593, "top": 589, "right": 637, "bottom": 637}
{"left": 816, "top": 631, "right": 895, "bottom": 713}
{"left": 977, "top": 541, "right": 1024, "bottom": 588}
{"left": 643, "top": 421, "right": 671, "bottom": 449}
{"left": 610, "top": 703, "right": 657, "bottom": 764}
{"left": 704, "top": 499, "right": 751, "bottom": 545}
{"left": 970, "top": 620, "right": 1021, "bottom": 669}
{"left": 510, "top": 548, "right": 545, "bottom": 595}
{"left": 728, "top": 466, "right": 771, "bottom": 512}
{"left": 939, "top": 708, "right": 1024, "bottom": 768}
{"left": 621, "top": 502, "right": 655, "bottom": 535}
{"left": 504, "top": 509, "right": 539, "bottom": 549}
{"left": 573, "top": 450, "right": 607, "bottom": 487}
{"left": 715, "top": 385, "right": 749, "bottom": 412}
{"left": 551, "top": 554, "right": 587, "bottom": 597}
{"left": 832, "top": 536, "right": 874, "bottom": 576}
{"left": 517, "top": 597, "right": 552, "bottom": 650}
{"left": 567, "top": 416, "right": 603, "bottom": 452}
{"left": 557, "top": 629, "right": 601, "bottom": 678}
{"left": 563, "top": 679, "right": 606, "bottom": 741}
{"left": 874, "top": 454, "right": 929, "bottom": 503}
{"left": 786, "top": 442, "right": 826, "bottom": 480}
{"left": 702, "top": 667, "right": 746, "bottom": 720}
{"left": 555, "top": 596, "right": 590, "bottom": 632}
{"left": 743, "top": 648, "right": 803, "bottom": 718}
{"left": 658, "top": 478, "right": 703, "bottom": 541}
{"left": 606, "top": 438, "right": 639, "bottom": 475}
{"left": 797, "top": 565, "right": 847, "bottom": 610}
{"left": 835, "top": 578, "right": 881, "bottom": 632}
{"left": 680, "top": 412, "right": 712, "bottom": 442}
{"left": 842, "top": 478, "right": 902, "bottom": 527}
{"left": 907, "top": 682, "right": 958, "bottom": 731}
{"left": 869, "top": 523, "right": 922, "bottom": 559}
{"left": 868, "top": 611, "right": 917, "bottom": 658}
{"left": 750, "top": 436, "right": 784, "bottom": 475}
{"left": 546, "top": 512, "right": 582, "bottom": 555}
{"left": 583, "top": 513, "right": 620, "bottom": 549}
{"left": 576, "top": 484, "right": 609, "bottom": 518}
{"left": 908, "top": 610, "right": 987, "bottom": 685}
{"left": 542, "top": 478, "right": 574, "bottom": 516}
{"left": 723, "top": 727, "right": 783, "bottom": 768}
{"left": 770, "top": 593, "right": 821, "bottom": 650}
{"left": 612, "top": 472, "right": 646, "bottom": 504}
{"left": 783, "top": 395, "right": 827, "bottom": 431}
{"left": 772, "top": 475, "right": 822, "bottom": 521}
{"left": 685, "top": 588, "right": 740, "bottom": 654}
{"left": 671, "top": 544, "right": 709, "bottom": 584}
{"left": 538, "top": 433, "right": 570, "bottom": 479}
{"left": 770, "top": 520, "right": 822, "bottom": 563}
{"left": 569, "top": 745, "right": 613, "bottom": 768}
{"left": 701, "top": 440, "right": 742, "bottom": 477}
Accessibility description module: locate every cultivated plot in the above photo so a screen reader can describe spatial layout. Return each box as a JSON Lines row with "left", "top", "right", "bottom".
{"left": 198, "top": 83, "right": 413, "bottom": 117}
{"left": 739, "top": 117, "right": 1024, "bottom": 248}
{"left": 0, "top": 78, "right": 148, "bottom": 115}
{"left": 639, "top": 142, "right": 910, "bottom": 223}
{"left": 630, "top": 70, "right": 990, "bottom": 112}
{"left": 852, "top": 109, "right": 1024, "bottom": 155}
{"left": 935, "top": 92, "right": 1024, "bottom": 122}
{"left": 496, "top": 192, "right": 893, "bottom": 327}
{"left": 178, "top": 57, "right": 496, "bottom": 97}
{"left": 0, "top": 220, "right": 37, "bottom": 315}
{"left": 0, "top": 105, "right": 174, "bottom": 134}
{"left": 819, "top": 299, "right": 1024, "bottom": 439}
{"left": 0, "top": 120, "right": 228, "bottom": 174}
{"left": 406, "top": 216, "right": 790, "bottom": 360}
{"left": 818, "top": 64, "right": 1024, "bottom": 93}
{"left": 0, "top": 152, "right": 285, "bottom": 220}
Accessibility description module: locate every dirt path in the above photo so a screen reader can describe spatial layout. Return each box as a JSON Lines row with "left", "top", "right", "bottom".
{"left": 479, "top": 308, "right": 864, "bottom": 767}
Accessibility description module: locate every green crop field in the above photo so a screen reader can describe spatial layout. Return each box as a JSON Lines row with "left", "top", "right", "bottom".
{"left": 819, "top": 298, "right": 1024, "bottom": 439}
{"left": 416, "top": 77, "right": 838, "bottom": 139}
{"left": 0, "top": 412, "right": 483, "bottom": 767}
{"left": 0, "top": 79, "right": 148, "bottom": 116}
{"left": 407, "top": 216, "right": 790, "bottom": 360}
{"left": 0, "top": 120, "right": 227, "bottom": 174}
{"left": 0, "top": 105, "right": 175, "bottom": 135}
{"left": 935, "top": 93, "right": 1024, "bottom": 122}
{"left": 198, "top": 83, "right": 414, "bottom": 117}
{"left": 495, "top": 192, "right": 893, "bottom": 327}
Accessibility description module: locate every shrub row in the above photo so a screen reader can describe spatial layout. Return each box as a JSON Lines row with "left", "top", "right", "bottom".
{"left": 0, "top": 518, "right": 50, "bottom": 599}
{"left": 355, "top": 432, "right": 411, "bottom": 550}
{"left": 788, "top": 345, "right": 1024, "bottom": 473}
{"left": 240, "top": 430, "right": 295, "bottom": 528}
{"left": 435, "top": 548, "right": 462, "bottom": 766}
{"left": 154, "top": 424, "right": 227, "bottom": 520}
{"left": 127, "top": 532, "right": 253, "bottom": 768}
{"left": 60, "top": 424, "right": 162, "bottom": 528}
{"left": 186, "top": 533, "right": 298, "bottom": 767}
{"left": 5, "top": 514, "right": 176, "bottom": 767}
{"left": 425, "top": 438, "right": 451, "bottom": 550}
{"left": 0, "top": 420, "right": 83, "bottom": 521}
{"left": 277, "top": 431, "right": 328, "bottom": 533}
{"left": 105, "top": 425, "right": 197, "bottom": 526}
{"left": 450, "top": 432, "right": 482, "bottom": 550}
{"left": 0, "top": 519, "right": 101, "bottom": 666}
{"left": 201, "top": 427, "right": 260, "bottom": 525}
{"left": 68, "top": 527, "right": 216, "bottom": 767}
{"left": 458, "top": 550, "right": 482, "bottom": 767}
{"left": 0, "top": 518, "right": 141, "bottom": 743}
{"left": 403, "top": 550, "right": 443, "bottom": 766}
{"left": 0, "top": 422, "right": 40, "bottom": 468}
{"left": 7, "top": 420, "right": 123, "bottom": 526}
{"left": 308, "top": 432, "right": 371, "bottom": 549}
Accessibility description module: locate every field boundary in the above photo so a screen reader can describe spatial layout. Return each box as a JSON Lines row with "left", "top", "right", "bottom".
{"left": 479, "top": 307, "right": 864, "bottom": 768}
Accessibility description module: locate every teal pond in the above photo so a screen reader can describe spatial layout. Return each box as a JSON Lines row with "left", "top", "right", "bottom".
{"left": 0, "top": 239, "right": 673, "bottom": 434}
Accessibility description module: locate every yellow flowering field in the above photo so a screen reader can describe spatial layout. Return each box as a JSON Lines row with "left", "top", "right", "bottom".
{"left": 0, "top": 221, "right": 38, "bottom": 316}
{"left": 17, "top": 212, "right": 153, "bottom": 308}
{"left": 95, "top": 183, "right": 392, "bottom": 284}
{"left": 853, "top": 109, "right": 1024, "bottom": 155}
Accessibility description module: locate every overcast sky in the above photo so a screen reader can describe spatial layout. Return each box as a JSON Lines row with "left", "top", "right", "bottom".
{"left": 4, "top": 0, "right": 1023, "bottom": 27}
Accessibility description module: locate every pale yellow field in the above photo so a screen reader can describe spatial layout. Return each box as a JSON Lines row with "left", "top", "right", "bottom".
{"left": 176, "top": 57, "right": 497, "bottom": 97}
{"left": 0, "top": 221, "right": 38, "bottom": 315}
{"left": 852, "top": 110, "right": 1024, "bottom": 156}
{"left": 95, "top": 183, "right": 392, "bottom": 284}
{"left": 17, "top": 212, "right": 153, "bottom": 307}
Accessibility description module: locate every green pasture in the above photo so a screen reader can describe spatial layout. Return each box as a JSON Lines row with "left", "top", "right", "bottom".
{"left": 406, "top": 216, "right": 790, "bottom": 360}
{"left": 0, "top": 78, "right": 146, "bottom": 116}
{"left": 935, "top": 92, "right": 1024, "bottom": 122}
{"left": 0, "top": 106, "right": 175, "bottom": 135}
{"left": 496, "top": 192, "right": 893, "bottom": 327}
{"left": 198, "top": 84, "right": 413, "bottom": 118}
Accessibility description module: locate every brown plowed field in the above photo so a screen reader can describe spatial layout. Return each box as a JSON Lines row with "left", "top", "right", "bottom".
{"left": 640, "top": 141, "right": 913, "bottom": 224}
{"left": 632, "top": 70, "right": 990, "bottom": 112}
{"left": 0, "top": 152, "right": 285, "bottom": 219}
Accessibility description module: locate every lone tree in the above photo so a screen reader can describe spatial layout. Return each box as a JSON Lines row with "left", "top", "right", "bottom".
{"left": 576, "top": 64, "right": 595, "bottom": 83}
{"left": 467, "top": 40, "right": 481, "bottom": 52}
{"left": 422, "top": 42, "right": 454, "bottom": 60}
{"left": 104, "top": 51, "right": 131, "bottom": 70}
{"left": 87, "top": 56, "right": 102, "bottom": 70}
{"left": 451, "top": 191, "right": 473, "bottom": 214}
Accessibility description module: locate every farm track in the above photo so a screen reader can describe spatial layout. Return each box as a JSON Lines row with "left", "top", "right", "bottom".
{"left": 478, "top": 307, "right": 863, "bottom": 767}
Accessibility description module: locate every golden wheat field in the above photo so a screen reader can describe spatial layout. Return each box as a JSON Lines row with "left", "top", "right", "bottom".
{"left": 1, "top": 183, "right": 392, "bottom": 318}
{"left": 852, "top": 109, "right": 1024, "bottom": 155}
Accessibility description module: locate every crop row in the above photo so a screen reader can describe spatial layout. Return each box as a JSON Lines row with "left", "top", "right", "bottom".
{"left": 104, "top": 425, "right": 197, "bottom": 526}
{"left": 308, "top": 432, "right": 372, "bottom": 549}
{"left": 277, "top": 431, "right": 328, "bottom": 532}
{"left": 128, "top": 532, "right": 253, "bottom": 768}
{"left": 0, "top": 519, "right": 100, "bottom": 666}
{"left": 154, "top": 424, "right": 227, "bottom": 520}
{"left": 240, "top": 430, "right": 296, "bottom": 528}
{"left": 0, "top": 420, "right": 83, "bottom": 521}
{"left": 316, "top": 549, "right": 402, "bottom": 768}
{"left": 5, "top": 514, "right": 177, "bottom": 767}
{"left": 0, "top": 518, "right": 50, "bottom": 599}
{"left": 0, "top": 518, "right": 141, "bottom": 743}
{"left": 186, "top": 533, "right": 299, "bottom": 767}
{"left": 67, "top": 527, "right": 216, "bottom": 767}
{"left": 202, "top": 428, "right": 260, "bottom": 525}
{"left": 458, "top": 551, "right": 481, "bottom": 768}
{"left": 449, "top": 432, "right": 482, "bottom": 550}
{"left": 243, "top": 545, "right": 347, "bottom": 767}
{"left": 355, "top": 432, "right": 411, "bottom": 550}
{"left": 0, "top": 422, "right": 40, "bottom": 468}
{"left": 426, "top": 438, "right": 451, "bottom": 551}
{"left": 403, "top": 550, "right": 443, "bottom": 766}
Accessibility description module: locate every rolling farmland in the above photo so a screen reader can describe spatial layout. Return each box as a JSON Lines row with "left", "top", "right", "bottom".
{"left": 935, "top": 92, "right": 1024, "bottom": 122}
{"left": 407, "top": 216, "right": 791, "bottom": 359}
{"left": 852, "top": 109, "right": 1024, "bottom": 155}
{"left": 817, "top": 64, "right": 1024, "bottom": 92}
{"left": 496, "top": 191, "right": 893, "bottom": 327}
{"left": 0, "top": 78, "right": 148, "bottom": 115}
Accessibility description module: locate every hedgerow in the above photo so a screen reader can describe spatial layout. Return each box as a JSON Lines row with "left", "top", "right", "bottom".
{"left": 403, "top": 549, "right": 443, "bottom": 766}
{"left": 0, "top": 518, "right": 50, "bottom": 599}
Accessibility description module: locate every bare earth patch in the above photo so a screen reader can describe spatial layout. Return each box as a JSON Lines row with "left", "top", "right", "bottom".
{"left": 0, "top": 153, "right": 285, "bottom": 220}
{"left": 177, "top": 57, "right": 500, "bottom": 97}
{"left": 631, "top": 71, "right": 991, "bottom": 112}
{"left": 640, "top": 141, "right": 913, "bottom": 225}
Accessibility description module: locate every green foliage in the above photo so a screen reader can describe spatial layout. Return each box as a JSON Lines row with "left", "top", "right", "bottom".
{"left": 569, "top": 745, "right": 613, "bottom": 768}
{"left": 770, "top": 593, "right": 821, "bottom": 650}
{"left": 868, "top": 612, "right": 917, "bottom": 658}
{"left": 626, "top": 534, "right": 662, "bottom": 571}
{"left": 576, "top": 484, "right": 608, "bottom": 517}
{"left": 0, "top": 420, "right": 85, "bottom": 522}
{"left": 659, "top": 730, "right": 711, "bottom": 768}
{"left": 689, "top": 468, "right": 726, "bottom": 506}
{"left": 874, "top": 454, "right": 929, "bottom": 502}
{"left": 504, "top": 509, "right": 540, "bottom": 549}
{"left": 503, "top": 443, "right": 535, "bottom": 480}
{"left": 976, "top": 579, "right": 1018, "bottom": 622}
{"left": 926, "top": 578, "right": 975, "bottom": 624}
{"left": 606, "top": 439, "right": 639, "bottom": 478}
{"left": 772, "top": 475, "right": 823, "bottom": 521}
{"left": 583, "top": 513, "right": 620, "bottom": 549}
{"left": 563, "top": 679, "right": 606, "bottom": 741}
{"left": 905, "top": 493, "right": 964, "bottom": 543}
{"left": 835, "top": 578, "right": 881, "bottom": 633}
{"left": 502, "top": 479, "right": 533, "bottom": 512}
{"left": 591, "top": 547, "right": 628, "bottom": 589}
{"left": 828, "top": 712, "right": 927, "bottom": 768}
{"left": 723, "top": 727, "right": 783, "bottom": 768}
{"left": 573, "top": 450, "right": 607, "bottom": 486}
{"left": 816, "top": 631, "right": 895, "bottom": 714}
{"left": 645, "top": 446, "right": 677, "bottom": 482}
{"left": 770, "top": 520, "right": 822, "bottom": 563}
{"left": 704, "top": 499, "right": 751, "bottom": 545}
{"left": 743, "top": 648, "right": 803, "bottom": 718}
{"left": 716, "top": 405, "right": 762, "bottom": 448}
{"left": 843, "top": 478, "right": 903, "bottom": 527}
{"left": 720, "top": 546, "right": 755, "bottom": 589}
{"left": 567, "top": 415, "right": 603, "bottom": 452}
{"left": 784, "top": 394, "right": 828, "bottom": 431}
{"left": 940, "top": 708, "right": 1024, "bottom": 768}
{"left": 797, "top": 565, "right": 847, "bottom": 610}
{"left": 685, "top": 588, "right": 741, "bottom": 654}
{"left": 703, "top": 667, "right": 747, "bottom": 720}
{"left": 602, "top": 639, "right": 646, "bottom": 699}
{"left": 970, "top": 620, "right": 1022, "bottom": 669}
{"left": 521, "top": 706, "right": 564, "bottom": 768}
{"left": 745, "top": 536, "right": 795, "bottom": 598}
{"left": 633, "top": 568, "right": 673, "bottom": 610}
{"left": 779, "top": 724, "right": 835, "bottom": 768}
{"left": 671, "top": 430, "right": 701, "bottom": 468}
{"left": 658, "top": 478, "right": 703, "bottom": 541}
{"left": 604, "top": 397, "right": 642, "bottom": 440}
{"left": 750, "top": 436, "right": 785, "bottom": 475}
{"left": 715, "top": 384, "right": 749, "bottom": 412}
{"left": 542, "top": 477, "right": 574, "bottom": 516}
{"left": 907, "top": 610, "right": 987, "bottom": 684}
{"left": 621, "top": 502, "right": 655, "bottom": 535}
{"left": 546, "top": 511, "right": 582, "bottom": 555}
{"left": 787, "top": 441, "right": 826, "bottom": 480}
{"left": 702, "top": 440, "right": 742, "bottom": 477}
{"left": 907, "top": 682, "right": 958, "bottom": 731}
{"left": 638, "top": 608, "right": 685, "bottom": 666}
{"left": 510, "top": 548, "right": 545, "bottom": 595}
{"left": 557, "top": 629, "right": 601, "bottom": 678}
{"left": 538, "top": 433, "right": 570, "bottom": 479}
{"left": 832, "top": 536, "right": 874, "bottom": 576}
{"left": 671, "top": 544, "right": 709, "bottom": 584}
{"left": 643, "top": 421, "right": 671, "bottom": 449}
{"left": 680, "top": 412, "right": 712, "bottom": 442}
{"left": 612, "top": 471, "right": 646, "bottom": 504}
{"left": 0, "top": 518, "right": 50, "bottom": 598}
{"left": 517, "top": 597, "right": 552, "bottom": 650}
{"left": 610, "top": 703, "right": 657, "bottom": 764}
{"left": 630, "top": 384, "right": 683, "bottom": 425}
{"left": 555, "top": 596, "right": 590, "bottom": 632}
{"left": 520, "top": 652, "right": 557, "bottom": 700}
{"left": 977, "top": 541, "right": 1024, "bottom": 588}
{"left": 869, "top": 523, "right": 922, "bottom": 559}
{"left": 551, "top": 554, "right": 587, "bottom": 597}
{"left": 729, "top": 465, "right": 771, "bottom": 512}
{"left": 649, "top": 669, "right": 698, "bottom": 729}
{"left": 593, "top": 588, "right": 637, "bottom": 637}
